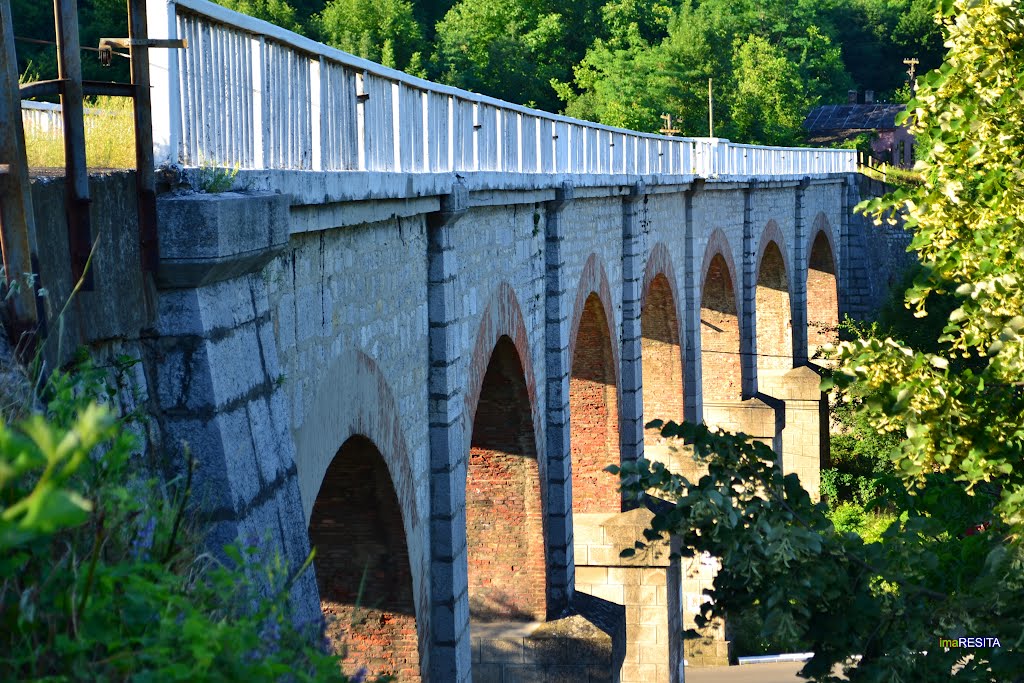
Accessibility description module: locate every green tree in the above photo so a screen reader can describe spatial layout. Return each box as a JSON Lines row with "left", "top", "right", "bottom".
{"left": 316, "top": 0, "right": 425, "bottom": 72}
{"left": 727, "top": 34, "right": 811, "bottom": 145}
{"left": 612, "top": 1, "right": 1024, "bottom": 679}
{"left": 558, "top": 0, "right": 852, "bottom": 141}
{"left": 432, "top": 0, "right": 567, "bottom": 110}
{"left": 212, "top": 0, "right": 302, "bottom": 32}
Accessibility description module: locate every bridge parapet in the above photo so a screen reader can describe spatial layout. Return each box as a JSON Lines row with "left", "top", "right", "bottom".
{"left": 147, "top": 0, "right": 855, "bottom": 179}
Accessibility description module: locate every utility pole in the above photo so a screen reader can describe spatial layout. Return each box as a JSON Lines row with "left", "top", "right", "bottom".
{"left": 708, "top": 77, "right": 714, "bottom": 137}
{"left": 659, "top": 113, "right": 680, "bottom": 137}
{"left": 903, "top": 57, "right": 919, "bottom": 91}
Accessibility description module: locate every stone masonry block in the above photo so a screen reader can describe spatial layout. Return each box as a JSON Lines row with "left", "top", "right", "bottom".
{"left": 157, "top": 191, "right": 290, "bottom": 289}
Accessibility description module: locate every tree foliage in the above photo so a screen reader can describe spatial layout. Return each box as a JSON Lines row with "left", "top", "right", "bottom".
{"left": 11, "top": 0, "right": 945, "bottom": 142}
{"left": 316, "top": 0, "right": 425, "bottom": 72}
{"left": 611, "top": 1, "right": 1024, "bottom": 679}
{"left": 212, "top": 0, "right": 302, "bottom": 32}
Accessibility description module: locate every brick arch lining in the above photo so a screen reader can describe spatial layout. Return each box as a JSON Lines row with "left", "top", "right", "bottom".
{"left": 639, "top": 243, "right": 685, "bottom": 465}
{"left": 568, "top": 253, "right": 622, "bottom": 515}
{"left": 756, "top": 234, "right": 793, "bottom": 383}
{"left": 755, "top": 220, "right": 792, "bottom": 289}
{"left": 463, "top": 283, "right": 547, "bottom": 622}
{"left": 294, "top": 349, "right": 427, "bottom": 676}
{"left": 807, "top": 218, "right": 839, "bottom": 360}
{"left": 700, "top": 230, "right": 742, "bottom": 403}
{"left": 309, "top": 435, "right": 420, "bottom": 681}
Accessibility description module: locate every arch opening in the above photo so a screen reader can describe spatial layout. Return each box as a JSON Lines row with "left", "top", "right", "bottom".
{"left": 570, "top": 292, "right": 621, "bottom": 514}
{"left": 701, "top": 253, "right": 742, "bottom": 404}
{"left": 756, "top": 241, "right": 793, "bottom": 394}
{"left": 467, "top": 336, "right": 546, "bottom": 622}
{"left": 309, "top": 436, "right": 420, "bottom": 681}
{"left": 641, "top": 273, "right": 684, "bottom": 468}
{"left": 807, "top": 231, "right": 839, "bottom": 363}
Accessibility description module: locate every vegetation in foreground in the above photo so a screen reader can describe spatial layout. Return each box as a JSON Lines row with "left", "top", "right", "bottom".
{"left": 614, "top": 1, "right": 1024, "bottom": 679}
{"left": 0, "top": 352, "right": 377, "bottom": 680}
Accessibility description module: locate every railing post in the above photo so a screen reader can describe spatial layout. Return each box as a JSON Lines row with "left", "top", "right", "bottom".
{"left": 421, "top": 90, "right": 429, "bottom": 172}
{"left": 356, "top": 70, "right": 367, "bottom": 171}
{"left": 475, "top": 101, "right": 483, "bottom": 172}
{"left": 391, "top": 81, "right": 401, "bottom": 172}
{"left": 310, "top": 56, "right": 323, "bottom": 171}
{"left": 447, "top": 95, "right": 455, "bottom": 172}
{"left": 147, "top": 0, "right": 181, "bottom": 166}
{"left": 254, "top": 36, "right": 267, "bottom": 168}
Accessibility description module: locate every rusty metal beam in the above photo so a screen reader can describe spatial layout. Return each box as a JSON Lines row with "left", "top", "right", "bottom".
{"left": 0, "top": 0, "right": 42, "bottom": 343}
{"left": 19, "top": 78, "right": 65, "bottom": 98}
{"left": 21, "top": 79, "right": 137, "bottom": 99}
{"left": 83, "top": 80, "right": 136, "bottom": 98}
{"left": 54, "top": 0, "right": 93, "bottom": 290}
{"left": 127, "top": 0, "right": 159, "bottom": 275}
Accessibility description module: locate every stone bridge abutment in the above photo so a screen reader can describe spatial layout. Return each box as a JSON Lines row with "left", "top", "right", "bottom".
{"left": 143, "top": 168, "right": 854, "bottom": 681}
{"left": 0, "top": 4, "right": 891, "bottom": 681}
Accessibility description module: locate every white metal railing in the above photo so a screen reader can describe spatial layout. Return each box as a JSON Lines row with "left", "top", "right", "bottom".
{"left": 145, "top": 0, "right": 856, "bottom": 178}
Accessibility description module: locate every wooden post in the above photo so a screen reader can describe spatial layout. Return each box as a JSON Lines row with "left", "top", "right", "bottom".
{"left": 0, "top": 0, "right": 41, "bottom": 341}
{"left": 53, "top": 0, "right": 93, "bottom": 289}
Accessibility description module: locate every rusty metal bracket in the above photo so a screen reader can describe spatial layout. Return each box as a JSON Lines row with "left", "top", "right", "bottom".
{"left": 98, "top": 37, "right": 186, "bottom": 67}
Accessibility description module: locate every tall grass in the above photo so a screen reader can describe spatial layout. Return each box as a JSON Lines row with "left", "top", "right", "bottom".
{"left": 23, "top": 96, "right": 136, "bottom": 169}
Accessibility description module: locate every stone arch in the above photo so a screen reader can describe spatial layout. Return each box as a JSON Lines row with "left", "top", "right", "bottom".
{"left": 294, "top": 349, "right": 426, "bottom": 677}
{"left": 568, "top": 253, "right": 621, "bottom": 514}
{"left": 700, "top": 230, "right": 742, "bottom": 404}
{"left": 640, "top": 243, "right": 685, "bottom": 467}
{"left": 309, "top": 435, "right": 421, "bottom": 681}
{"left": 755, "top": 222, "right": 793, "bottom": 394}
{"left": 464, "top": 284, "right": 547, "bottom": 622}
{"left": 807, "top": 215, "right": 839, "bottom": 362}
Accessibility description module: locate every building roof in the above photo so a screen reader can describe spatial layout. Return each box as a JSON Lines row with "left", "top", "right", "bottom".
{"left": 803, "top": 103, "right": 906, "bottom": 132}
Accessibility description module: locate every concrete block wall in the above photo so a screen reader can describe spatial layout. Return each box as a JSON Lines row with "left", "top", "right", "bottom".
{"left": 574, "top": 509, "right": 682, "bottom": 683}
{"left": 83, "top": 172, "right": 860, "bottom": 682}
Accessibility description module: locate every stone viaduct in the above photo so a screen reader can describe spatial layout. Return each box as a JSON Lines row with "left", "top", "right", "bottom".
{"left": 22, "top": 1, "right": 884, "bottom": 681}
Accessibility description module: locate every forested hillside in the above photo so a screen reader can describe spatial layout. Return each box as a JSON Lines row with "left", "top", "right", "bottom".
{"left": 12, "top": 0, "right": 944, "bottom": 144}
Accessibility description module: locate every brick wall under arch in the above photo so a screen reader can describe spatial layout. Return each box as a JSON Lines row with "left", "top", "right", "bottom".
{"left": 570, "top": 289, "right": 622, "bottom": 514}
{"left": 756, "top": 240, "right": 793, "bottom": 389}
{"left": 641, "top": 272, "right": 684, "bottom": 455}
{"left": 701, "top": 247, "right": 742, "bottom": 404}
{"left": 466, "top": 336, "right": 546, "bottom": 622}
{"left": 808, "top": 229, "right": 839, "bottom": 361}
{"left": 309, "top": 435, "right": 420, "bottom": 681}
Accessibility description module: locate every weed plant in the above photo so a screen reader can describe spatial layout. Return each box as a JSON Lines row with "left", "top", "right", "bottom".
{"left": 23, "top": 96, "right": 137, "bottom": 169}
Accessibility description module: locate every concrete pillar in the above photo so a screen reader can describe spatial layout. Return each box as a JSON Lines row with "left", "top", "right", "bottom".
{"left": 791, "top": 178, "right": 811, "bottom": 366}
{"left": 682, "top": 181, "right": 703, "bottom": 424}
{"left": 680, "top": 555, "right": 730, "bottom": 667}
{"left": 776, "top": 365, "right": 827, "bottom": 499}
{"left": 740, "top": 182, "right": 758, "bottom": 399}
{"left": 620, "top": 182, "right": 647, "bottom": 473}
{"left": 575, "top": 508, "right": 683, "bottom": 683}
{"left": 149, "top": 191, "right": 319, "bottom": 625}
{"left": 839, "top": 173, "right": 870, "bottom": 321}
{"left": 426, "top": 183, "right": 472, "bottom": 682}
{"left": 543, "top": 181, "right": 577, "bottom": 616}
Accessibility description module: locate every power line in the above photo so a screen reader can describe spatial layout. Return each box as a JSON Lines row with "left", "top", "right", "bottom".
{"left": 15, "top": 35, "right": 129, "bottom": 59}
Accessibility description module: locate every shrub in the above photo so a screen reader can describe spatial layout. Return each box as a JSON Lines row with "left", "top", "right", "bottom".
{"left": 0, "top": 358, "right": 371, "bottom": 680}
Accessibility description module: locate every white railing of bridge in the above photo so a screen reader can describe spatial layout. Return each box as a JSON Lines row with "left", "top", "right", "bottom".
{"left": 146, "top": 0, "right": 856, "bottom": 178}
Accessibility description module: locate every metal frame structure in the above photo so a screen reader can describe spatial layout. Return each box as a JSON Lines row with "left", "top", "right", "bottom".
{"left": 1, "top": 0, "right": 185, "bottom": 334}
